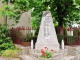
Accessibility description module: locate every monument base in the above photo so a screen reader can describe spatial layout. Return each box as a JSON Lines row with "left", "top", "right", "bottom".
{"left": 35, "top": 43, "right": 60, "bottom": 52}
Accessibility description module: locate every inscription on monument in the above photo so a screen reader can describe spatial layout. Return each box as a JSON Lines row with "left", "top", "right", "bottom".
{"left": 44, "top": 17, "right": 51, "bottom": 40}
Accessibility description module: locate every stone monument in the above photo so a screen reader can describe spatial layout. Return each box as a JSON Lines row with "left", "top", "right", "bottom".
{"left": 7, "top": 10, "right": 31, "bottom": 28}
{"left": 35, "top": 11, "right": 60, "bottom": 52}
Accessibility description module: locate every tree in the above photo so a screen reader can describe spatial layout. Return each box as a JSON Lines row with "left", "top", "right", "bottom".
{"left": 50, "top": 0, "right": 80, "bottom": 27}
{"left": 0, "top": 24, "right": 14, "bottom": 51}
{"left": 32, "top": 0, "right": 80, "bottom": 27}
{"left": 0, "top": 0, "right": 33, "bottom": 23}
{"left": 0, "top": 0, "right": 80, "bottom": 28}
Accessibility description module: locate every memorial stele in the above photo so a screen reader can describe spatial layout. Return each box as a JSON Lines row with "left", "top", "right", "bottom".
{"left": 35, "top": 11, "right": 60, "bottom": 52}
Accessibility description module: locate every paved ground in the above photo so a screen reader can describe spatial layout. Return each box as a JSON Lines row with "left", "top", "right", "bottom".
{"left": 19, "top": 54, "right": 76, "bottom": 60}
{"left": 1, "top": 45, "right": 80, "bottom": 60}
{"left": 0, "top": 58, "right": 5, "bottom": 60}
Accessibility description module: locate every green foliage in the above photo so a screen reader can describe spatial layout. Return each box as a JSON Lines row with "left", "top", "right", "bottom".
{"left": 57, "top": 34, "right": 75, "bottom": 45}
{"left": 67, "top": 36, "right": 74, "bottom": 45}
{"left": 0, "top": 0, "right": 80, "bottom": 28}
{"left": 45, "top": 51, "right": 52, "bottom": 58}
{"left": 40, "top": 51, "right": 52, "bottom": 58}
{"left": 1, "top": 49, "right": 21, "bottom": 58}
{"left": 31, "top": 0, "right": 80, "bottom": 28}
{"left": 23, "top": 34, "right": 32, "bottom": 42}
{"left": 0, "top": 24, "right": 14, "bottom": 51}
{"left": 57, "top": 34, "right": 64, "bottom": 45}
{"left": 0, "top": 0, "right": 32, "bottom": 23}
{"left": 40, "top": 47, "right": 53, "bottom": 58}
{"left": 54, "top": 0, "right": 80, "bottom": 27}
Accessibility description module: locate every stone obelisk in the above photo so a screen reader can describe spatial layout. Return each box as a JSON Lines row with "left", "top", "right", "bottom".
{"left": 35, "top": 11, "right": 60, "bottom": 52}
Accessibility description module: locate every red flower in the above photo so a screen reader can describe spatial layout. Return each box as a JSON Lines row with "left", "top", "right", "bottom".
{"left": 42, "top": 53, "right": 46, "bottom": 57}
{"left": 40, "top": 47, "right": 54, "bottom": 58}
{"left": 41, "top": 49, "right": 45, "bottom": 54}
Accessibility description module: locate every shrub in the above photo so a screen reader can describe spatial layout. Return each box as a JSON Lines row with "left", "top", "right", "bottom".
{"left": 57, "top": 34, "right": 64, "bottom": 45}
{"left": 0, "top": 24, "right": 14, "bottom": 51}
{"left": 1, "top": 49, "right": 21, "bottom": 58}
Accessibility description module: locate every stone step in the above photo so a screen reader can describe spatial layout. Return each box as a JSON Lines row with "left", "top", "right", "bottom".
{"left": 62, "top": 55, "right": 76, "bottom": 60}
{"left": 19, "top": 55, "right": 76, "bottom": 60}
{"left": 19, "top": 55, "right": 38, "bottom": 60}
{"left": 0, "top": 58, "right": 21, "bottom": 60}
{"left": 15, "top": 45, "right": 78, "bottom": 60}
{"left": 0, "top": 58, "right": 5, "bottom": 60}
{"left": 15, "top": 44, "right": 30, "bottom": 55}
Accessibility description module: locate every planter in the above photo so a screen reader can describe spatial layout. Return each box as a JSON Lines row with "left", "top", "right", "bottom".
{"left": 39, "top": 58, "right": 52, "bottom": 60}
{"left": 38, "top": 56, "right": 52, "bottom": 60}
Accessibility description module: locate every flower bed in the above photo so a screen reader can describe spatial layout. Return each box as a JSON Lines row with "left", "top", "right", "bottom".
{"left": 39, "top": 47, "right": 54, "bottom": 60}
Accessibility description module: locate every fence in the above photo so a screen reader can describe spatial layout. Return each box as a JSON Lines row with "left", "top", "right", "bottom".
{"left": 10, "top": 27, "right": 80, "bottom": 46}
{"left": 57, "top": 27, "right": 80, "bottom": 45}
{"left": 10, "top": 27, "right": 37, "bottom": 45}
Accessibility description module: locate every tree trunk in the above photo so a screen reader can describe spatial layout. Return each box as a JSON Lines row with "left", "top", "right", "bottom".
{"left": 56, "top": 4, "right": 64, "bottom": 34}
{"left": 56, "top": 4, "right": 63, "bottom": 27}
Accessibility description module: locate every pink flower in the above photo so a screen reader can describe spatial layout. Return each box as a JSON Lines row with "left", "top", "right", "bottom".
{"left": 40, "top": 47, "right": 54, "bottom": 58}
{"left": 44, "top": 47, "right": 48, "bottom": 50}
{"left": 51, "top": 50, "right": 54, "bottom": 52}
